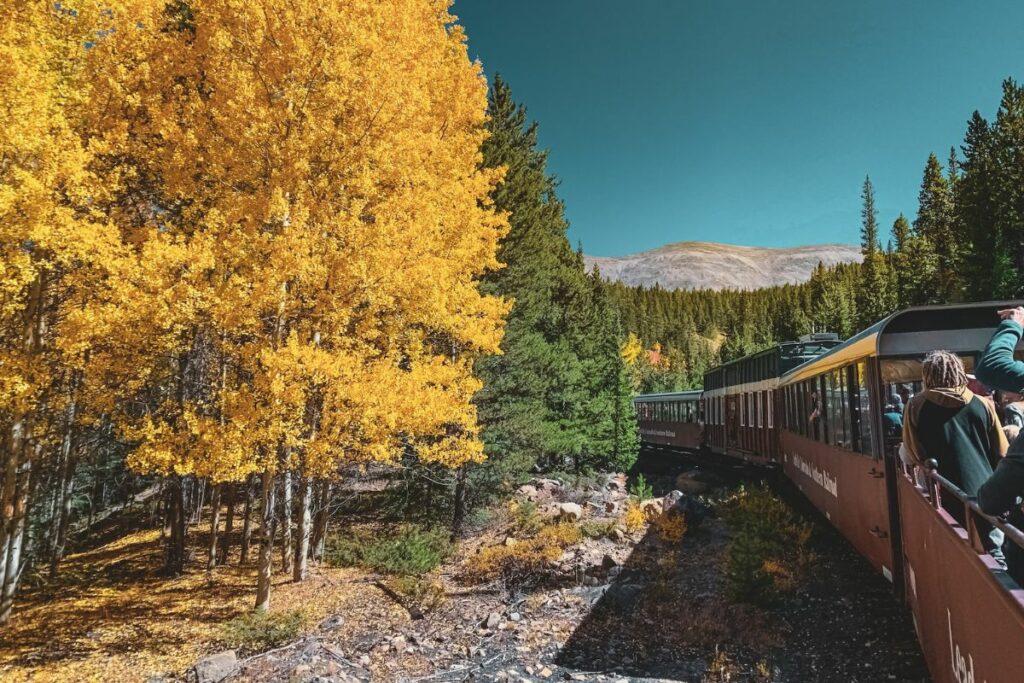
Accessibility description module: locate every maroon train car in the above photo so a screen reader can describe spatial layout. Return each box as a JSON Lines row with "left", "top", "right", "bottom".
{"left": 634, "top": 390, "right": 703, "bottom": 451}
{"left": 777, "top": 302, "right": 1024, "bottom": 683}
{"left": 702, "top": 335, "right": 841, "bottom": 465}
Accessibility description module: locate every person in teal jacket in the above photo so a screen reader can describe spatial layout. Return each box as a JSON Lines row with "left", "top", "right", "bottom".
{"left": 976, "top": 307, "right": 1024, "bottom": 393}
{"left": 976, "top": 306, "right": 1024, "bottom": 584}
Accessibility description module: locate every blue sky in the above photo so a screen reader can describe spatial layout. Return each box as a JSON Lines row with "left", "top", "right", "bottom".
{"left": 453, "top": 1, "right": 1024, "bottom": 257}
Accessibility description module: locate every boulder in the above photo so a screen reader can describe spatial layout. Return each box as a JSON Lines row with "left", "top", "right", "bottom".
{"left": 662, "top": 490, "right": 686, "bottom": 514}
{"left": 604, "top": 501, "right": 618, "bottom": 514}
{"left": 516, "top": 484, "right": 539, "bottom": 500}
{"left": 557, "top": 502, "right": 583, "bottom": 522}
{"left": 193, "top": 651, "right": 238, "bottom": 683}
{"left": 601, "top": 554, "right": 618, "bottom": 570}
{"left": 484, "top": 612, "right": 501, "bottom": 630}
{"left": 609, "top": 527, "right": 626, "bottom": 543}
{"left": 535, "top": 478, "right": 563, "bottom": 491}
{"left": 642, "top": 499, "right": 663, "bottom": 520}
{"left": 604, "top": 582, "right": 644, "bottom": 610}
{"left": 503, "top": 536, "right": 518, "bottom": 547}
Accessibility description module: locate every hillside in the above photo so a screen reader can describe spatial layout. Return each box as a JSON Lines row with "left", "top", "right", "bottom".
{"left": 585, "top": 241, "right": 861, "bottom": 290}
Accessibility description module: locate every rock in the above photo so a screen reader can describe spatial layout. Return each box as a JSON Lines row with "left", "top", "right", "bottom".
{"left": 293, "top": 664, "right": 312, "bottom": 676}
{"left": 358, "top": 655, "right": 371, "bottom": 667}
{"left": 510, "top": 612, "right": 522, "bottom": 622}
{"left": 605, "top": 473, "right": 627, "bottom": 490}
{"left": 193, "top": 650, "right": 238, "bottom": 683}
{"left": 610, "top": 527, "right": 626, "bottom": 542}
{"left": 517, "top": 484, "right": 539, "bottom": 500}
{"left": 662, "top": 490, "right": 686, "bottom": 514}
{"left": 539, "top": 666, "right": 553, "bottom": 678}
{"left": 604, "top": 501, "right": 618, "bottom": 514}
{"left": 390, "top": 635, "right": 406, "bottom": 651}
{"left": 324, "top": 661, "right": 341, "bottom": 675}
{"left": 557, "top": 502, "right": 583, "bottom": 522}
{"left": 485, "top": 611, "right": 501, "bottom": 629}
{"left": 601, "top": 554, "right": 618, "bottom": 570}
{"left": 584, "top": 575, "right": 600, "bottom": 586}
{"left": 535, "top": 478, "right": 563, "bottom": 491}
{"left": 319, "top": 614, "right": 345, "bottom": 630}
{"left": 607, "top": 565, "right": 624, "bottom": 581}
{"left": 642, "top": 499, "right": 662, "bottom": 519}
{"left": 503, "top": 536, "right": 518, "bottom": 547}
{"left": 604, "top": 583, "right": 644, "bottom": 610}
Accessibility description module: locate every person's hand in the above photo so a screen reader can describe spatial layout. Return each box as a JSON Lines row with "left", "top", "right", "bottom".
{"left": 997, "top": 307, "right": 1024, "bottom": 326}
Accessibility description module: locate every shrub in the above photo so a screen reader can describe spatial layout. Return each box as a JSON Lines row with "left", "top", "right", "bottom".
{"left": 325, "top": 525, "right": 451, "bottom": 576}
{"left": 464, "top": 523, "right": 582, "bottom": 587}
{"left": 722, "top": 486, "right": 813, "bottom": 606}
{"left": 508, "top": 499, "right": 544, "bottom": 535}
{"left": 221, "top": 609, "right": 308, "bottom": 652}
{"left": 384, "top": 576, "right": 447, "bottom": 613}
{"left": 652, "top": 511, "right": 687, "bottom": 543}
{"left": 580, "top": 519, "right": 618, "bottom": 539}
{"left": 623, "top": 500, "right": 646, "bottom": 532}
{"left": 629, "top": 473, "right": 653, "bottom": 501}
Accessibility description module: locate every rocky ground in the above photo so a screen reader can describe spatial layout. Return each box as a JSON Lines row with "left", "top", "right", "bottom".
{"left": 190, "top": 450, "right": 929, "bottom": 683}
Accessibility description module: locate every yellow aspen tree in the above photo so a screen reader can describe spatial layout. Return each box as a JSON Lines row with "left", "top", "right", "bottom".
{"left": 81, "top": 0, "right": 509, "bottom": 608}
{"left": 0, "top": 0, "right": 135, "bottom": 623}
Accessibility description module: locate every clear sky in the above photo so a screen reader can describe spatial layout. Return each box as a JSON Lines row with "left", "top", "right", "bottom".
{"left": 453, "top": 0, "right": 1024, "bottom": 257}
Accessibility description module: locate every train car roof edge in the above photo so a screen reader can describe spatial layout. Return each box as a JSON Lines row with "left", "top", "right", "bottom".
{"left": 779, "top": 300, "right": 1024, "bottom": 385}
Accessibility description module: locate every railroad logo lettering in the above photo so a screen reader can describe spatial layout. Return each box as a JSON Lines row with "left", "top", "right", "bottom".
{"left": 639, "top": 428, "right": 675, "bottom": 438}
{"left": 791, "top": 454, "right": 838, "bottom": 498}
{"left": 948, "top": 609, "right": 984, "bottom": 683}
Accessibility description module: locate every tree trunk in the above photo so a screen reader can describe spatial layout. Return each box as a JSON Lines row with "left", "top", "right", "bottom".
{"left": 255, "top": 470, "right": 276, "bottom": 611}
{"left": 0, "top": 455, "right": 32, "bottom": 625}
{"left": 48, "top": 416, "right": 77, "bottom": 579}
{"left": 206, "top": 483, "right": 221, "bottom": 571}
{"left": 240, "top": 475, "right": 254, "bottom": 564}
{"left": 294, "top": 476, "right": 311, "bottom": 582}
{"left": 310, "top": 481, "right": 332, "bottom": 561}
{"left": 220, "top": 483, "right": 236, "bottom": 564}
{"left": 451, "top": 464, "right": 468, "bottom": 541}
{"left": 280, "top": 471, "right": 293, "bottom": 575}
{"left": 165, "top": 476, "right": 187, "bottom": 576}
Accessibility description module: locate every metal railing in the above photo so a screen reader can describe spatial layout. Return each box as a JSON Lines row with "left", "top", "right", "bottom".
{"left": 912, "top": 458, "right": 1024, "bottom": 558}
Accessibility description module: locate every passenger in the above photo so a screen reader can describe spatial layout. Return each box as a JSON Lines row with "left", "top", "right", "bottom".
{"left": 975, "top": 306, "right": 1024, "bottom": 583}
{"left": 897, "top": 384, "right": 913, "bottom": 409}
{"left": 996, "top": 390, "right": 1024, "bottom": 430}
{"left": 808, "top": 390, "right": 822, "bottom": 440}
{"left": 1004, "top": 424, "right": 1021, "bottom": 444}
{"left": 882, "top": 402, "right": 903, "bottom": 444}
{"left": 902, "top": 350, "right": 1008, "bottom": 559}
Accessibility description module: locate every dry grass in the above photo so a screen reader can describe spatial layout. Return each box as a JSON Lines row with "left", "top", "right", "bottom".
{"left": 0, "top": 528, "right": 395, "bottom": 682}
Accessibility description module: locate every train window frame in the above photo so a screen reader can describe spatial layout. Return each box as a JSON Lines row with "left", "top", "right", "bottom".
{"left": 856, "top": 359, "right": 877, "bottom": 458}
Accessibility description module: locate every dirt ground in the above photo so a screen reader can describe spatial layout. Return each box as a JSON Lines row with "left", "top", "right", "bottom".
{"left": 1, "top": 450, "right": 930, "bottom": 682}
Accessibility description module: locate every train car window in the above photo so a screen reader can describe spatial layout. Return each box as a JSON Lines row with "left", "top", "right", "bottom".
{"left": 841, "top": 367, "right": 854, "bottom": 450}
{"left": 856, "top": 361, "right": 877, "bottom": 457}
{"left": 768, "top": 390, "right": 774, "bottom": 429}
{"left": 832, "top": 368, "right": 849, "bottom": 449}
{"left": 819, "top": 375, "right": 830, "bottom": 444}
{"left": 740, "top": 392, "right": 745, "bottom": 427}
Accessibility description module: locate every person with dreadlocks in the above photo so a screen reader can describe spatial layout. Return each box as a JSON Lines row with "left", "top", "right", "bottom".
{"left": 903, "top": 349, "right": 1008, "bottom": 561}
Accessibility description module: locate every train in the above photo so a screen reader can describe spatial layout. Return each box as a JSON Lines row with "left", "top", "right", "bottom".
{"left": 635, "top": 302, "right": 1024, "bottom": 683}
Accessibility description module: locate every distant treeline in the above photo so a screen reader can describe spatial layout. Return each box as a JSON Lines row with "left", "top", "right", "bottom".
{"left": 611, "top": 78, "right": 1024, "bottom": 393}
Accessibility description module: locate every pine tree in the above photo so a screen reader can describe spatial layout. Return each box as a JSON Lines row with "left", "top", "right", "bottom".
{"left": 913, "top": 153, "right": 958, "bottom": 301}
{"left": 857, "top": 177, "right": 892, "bottom": 327}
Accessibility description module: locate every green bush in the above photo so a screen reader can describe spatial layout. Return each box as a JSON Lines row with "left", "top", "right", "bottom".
{"left": 510, "top": 499, "right": 544, "bottom": 535}
{"left": 722, "top": 486, "right": 813, "bottom": 606}
{"left": 580, "top": 518, "right": 618, "bottom": 539}
{"left": 221, "top": 609, "right": 308, "bottom": 652}
{"left": 325, "top": 525, "right": 451, "bottom": 576}
{"left": 629, "top": 473, "right": 653, "bottom": 501}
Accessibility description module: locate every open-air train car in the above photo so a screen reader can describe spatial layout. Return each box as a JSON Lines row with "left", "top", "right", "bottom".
{"left": 634, "top": 390, "right": 703, "bottom": 451}
{"left": 777, "top": 302, "right": 1024, "bottom": 683}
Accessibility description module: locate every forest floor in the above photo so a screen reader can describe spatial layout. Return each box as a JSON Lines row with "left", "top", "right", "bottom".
{"left": 0, "top": 451, "right": 929, "bottom": 683}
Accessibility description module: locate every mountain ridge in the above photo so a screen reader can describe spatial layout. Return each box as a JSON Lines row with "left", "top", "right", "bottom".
{"left": 584, "top": 241, "right": 861, "bottom": 291}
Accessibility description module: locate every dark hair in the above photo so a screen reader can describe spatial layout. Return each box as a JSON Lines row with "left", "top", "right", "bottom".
{"left": 921, "top": 350, "right": 967, "bottom": 390}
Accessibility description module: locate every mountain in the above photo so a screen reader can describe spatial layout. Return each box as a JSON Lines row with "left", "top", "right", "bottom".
{"left": 584, "top": 241, "right": 861, "bottom": 291}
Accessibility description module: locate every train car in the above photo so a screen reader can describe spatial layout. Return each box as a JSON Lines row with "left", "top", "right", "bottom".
{"left": 777, "top": 302, "right": 1024, "bottom": 683}
{"left": 702, "top": 334, "right": 841, "bottom": 464}
{"left": 634, "top": 390, "right": 703, "bottom": 450}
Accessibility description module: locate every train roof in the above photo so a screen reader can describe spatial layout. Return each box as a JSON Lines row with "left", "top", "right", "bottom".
{"left": 780, "top": 300, "right": 1024, "bottom": 384}
{"left": 633, "top": 390, "right": 703, "bottom": 402}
